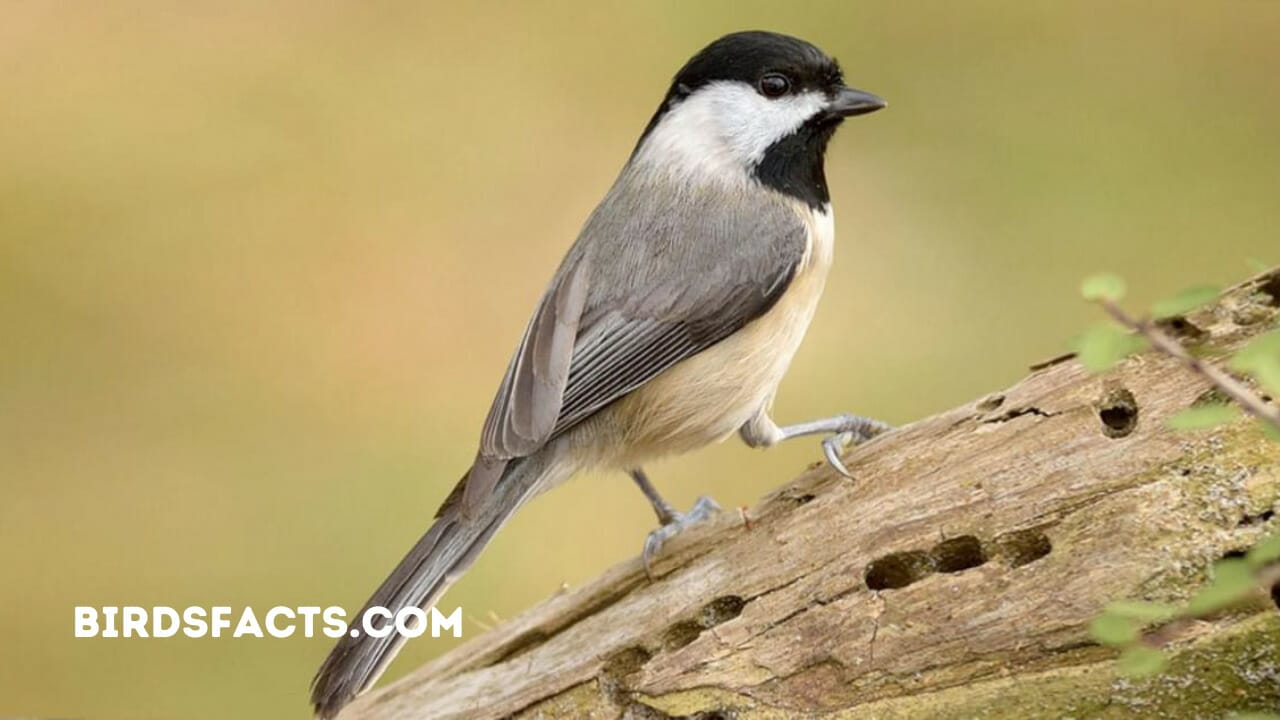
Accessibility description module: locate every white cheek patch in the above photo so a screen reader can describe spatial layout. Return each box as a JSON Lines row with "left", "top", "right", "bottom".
{"left": 708, "top": 84, "right": 827, "bottom": 164}
{"left": 635, "top": 81, "right": 827, "bottom": 180}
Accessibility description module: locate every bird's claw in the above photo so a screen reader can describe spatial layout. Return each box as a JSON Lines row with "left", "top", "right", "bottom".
{"left": 823, "top": 432, "right": 855, "bottom": 478}
{"left": 642, "top": 495, "right": 721, "bottom": 579}
{"left": 819, "top": 414, "right": 893, "bottom": 478}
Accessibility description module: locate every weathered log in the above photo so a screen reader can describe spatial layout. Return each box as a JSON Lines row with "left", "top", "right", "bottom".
{"left": 348, "top": 269, "right": 1280, "bottom": 719}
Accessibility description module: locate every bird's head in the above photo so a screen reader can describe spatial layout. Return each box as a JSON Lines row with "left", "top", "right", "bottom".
{"left": 632, "top": 31, "right": 885, "bottom": 205}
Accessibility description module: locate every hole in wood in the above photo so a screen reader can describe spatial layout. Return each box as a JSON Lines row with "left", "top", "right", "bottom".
{"left": 1098, "top": 388, "right": 1139, "bottom": 438}
{"left": 659, "top": 596, "right": 747, "bottom": 652}
{"left": 865, "top": 550, "right": 934, "bottom": 590}
{"left": 1258, "top": 271, "right": 1280, "bottom": 307}
{"left": 662, "top": 620, "right": 702, "bottom": 651}
{"left": 931, "top": 535, "right": 988, "bottom": 573}
{"left": 1155, "top": 315, "right": 1207, "bottom": 343}
{"left": 1240, "top": 509, "right": 1276, "bottom": 526}
{"left": 603, "top": 645, "right": 651, "bottom": 681}
{"left": 994, "top": 528, "right": 1053, "bottom": 567}
{"left": 700, "top": 595, "right": 746, "bottom": 627}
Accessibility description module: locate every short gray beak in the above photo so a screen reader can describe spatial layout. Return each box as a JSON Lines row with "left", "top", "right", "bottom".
{"left": 827, "top": 86, "right": 887, "bottom": 118}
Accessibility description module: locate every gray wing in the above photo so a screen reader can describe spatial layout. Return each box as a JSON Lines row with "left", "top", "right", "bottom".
{"left": 478, "top": 259, "right": 589, "bottom": 459}
{"left": 465, "top": 179, "right": 809, "bottom": 511}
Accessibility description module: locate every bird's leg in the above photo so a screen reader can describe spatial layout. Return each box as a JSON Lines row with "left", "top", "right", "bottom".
{"left": 629, "top": 467, "right": 679, "bottom": 525}
{"left": 629, "top": 468, "right": 720, "bottom": 577}
{"left": 740, "top": 410, "right": 892, "bottom": 478}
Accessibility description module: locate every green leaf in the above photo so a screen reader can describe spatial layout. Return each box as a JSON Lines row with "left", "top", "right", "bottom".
{"left": 1151, "top": 284, "right": 1220, "bottom": 319}
{"left": 1233, "top": 330, "right": 1280, "bottom": 394}
{"left": 1081, "top": 273, "right": 1127, "bottom": 302}
{"left": 1187, "top": 558, "right": 1257, "bottom": 615}
{"left": 1215, "top": 556, "right": 1255, "bottom": 582}
{"left": 1090, "top": 613, "right": 1138, "bottom": 647}
{"left": 1074, "top": 323, "right": 1144, "bottom": 373}
{"left": 1254, "top": 364, "right": 1280, "bottom": 397}
{"left": 1116, "top": 645, "right": 1167, "bottom": 677}
{"left": 1103, "top": 599, "right": 1178, "bottom": 623}
{"left": 1165, "top": 404, "right": 1240, "bottom": 431}
{"left": 1232, "top": 331, "right": 1280, "bottom": 395}
{"left": 1247, "top": 534, "right": 1280, "bottom": 568}
{"left": 1232, "top": 330, "right": 1280, "bottom": 370}
{"left": 1228, "top": 713, "right": 1280, "bottom": 720}
{"left": 1233, "top": 327, "right": 1280, "bottom": 399}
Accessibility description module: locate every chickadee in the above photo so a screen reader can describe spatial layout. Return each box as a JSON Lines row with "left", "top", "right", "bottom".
{"left": 312, "top": 30, "right": 887, "bottom": 718}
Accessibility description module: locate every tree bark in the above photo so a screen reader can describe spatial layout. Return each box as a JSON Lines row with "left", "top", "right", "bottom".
{"left": 348, "top": 269, "right": 1280, "bottom": 720}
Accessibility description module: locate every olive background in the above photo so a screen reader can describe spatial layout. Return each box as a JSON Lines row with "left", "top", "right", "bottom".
{"left": 3, "top": 2, "right": 1278, "bottom": 718}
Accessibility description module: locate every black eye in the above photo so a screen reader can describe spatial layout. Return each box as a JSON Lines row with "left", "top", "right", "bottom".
{"left": 758, "top": 73, "right": 791, "bottom": 98}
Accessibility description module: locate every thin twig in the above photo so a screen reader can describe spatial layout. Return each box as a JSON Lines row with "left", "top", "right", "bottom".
{"left": 1099, "top": 292, "right": 1280, "bottom": 655}
{"left": 1138, "top": 564, "right": 1280, "bottom": 651}
{"left": 1100, "top": 300, "right": 1280, "bottom": 433}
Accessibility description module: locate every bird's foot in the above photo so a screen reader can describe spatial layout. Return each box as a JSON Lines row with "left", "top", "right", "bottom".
{"left": 806, "top": 413, "right": 892, "bottom": 478}
{"left": 769, "top": 412, "right": 892, "bottom": 477}
{"left": 642, "top": 495, "right": 721, "bottom": 579}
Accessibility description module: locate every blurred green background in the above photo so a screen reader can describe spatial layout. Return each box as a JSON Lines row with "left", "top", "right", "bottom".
{"left": 2, "top": 1, "right": 1278, "bottom": 718}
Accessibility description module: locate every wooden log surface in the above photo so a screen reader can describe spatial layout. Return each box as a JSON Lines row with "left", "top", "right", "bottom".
{"left": 347, "top": 269, "right": 1280, "bottom": 720}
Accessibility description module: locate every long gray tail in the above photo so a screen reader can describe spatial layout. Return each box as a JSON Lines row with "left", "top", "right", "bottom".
{"left": 311, "top": 450, "right": 558, "bottom": 718}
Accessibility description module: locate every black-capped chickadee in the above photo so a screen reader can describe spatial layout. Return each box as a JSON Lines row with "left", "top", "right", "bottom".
{"left": 313, "top": 30, "right": 887, "bottom": 718}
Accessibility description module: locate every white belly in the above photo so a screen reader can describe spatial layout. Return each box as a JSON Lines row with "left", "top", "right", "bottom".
{"left": 597, "top": 203, "right": 835, "bottom": 468}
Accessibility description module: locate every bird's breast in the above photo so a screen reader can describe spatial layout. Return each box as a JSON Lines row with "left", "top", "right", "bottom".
{"left": 598, "top": 202, "right": 835, "bottom": 467}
